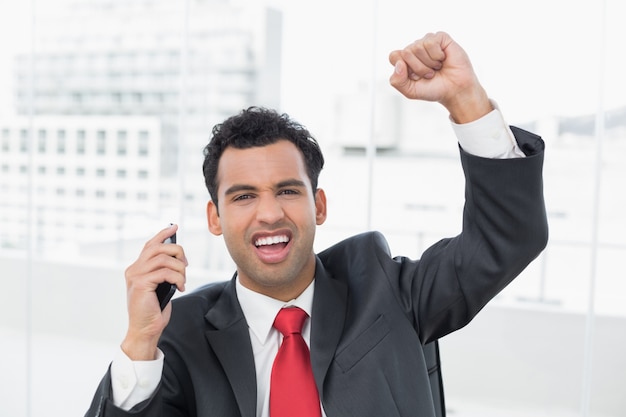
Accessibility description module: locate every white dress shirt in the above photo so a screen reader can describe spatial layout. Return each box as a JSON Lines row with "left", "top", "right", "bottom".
{"left": 110, "top": 104, "right": 525, "bottom": 412}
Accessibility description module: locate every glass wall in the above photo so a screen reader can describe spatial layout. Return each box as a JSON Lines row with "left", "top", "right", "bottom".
{"left": 1, "top": 0, "right": 624, "bottom": 416}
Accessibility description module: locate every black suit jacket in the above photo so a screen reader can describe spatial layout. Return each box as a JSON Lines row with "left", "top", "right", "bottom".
{"left": 86, "top": 127, "right": 548, "bottom": 417}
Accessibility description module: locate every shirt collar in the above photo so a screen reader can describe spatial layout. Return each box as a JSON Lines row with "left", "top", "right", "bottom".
{"left": 236, "top": 277, "right": 315, "bottom": 346}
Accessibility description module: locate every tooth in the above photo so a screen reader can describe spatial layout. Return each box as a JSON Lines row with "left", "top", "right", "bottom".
{"left": 255, "top": 235, "right": 289, "bottom": 247}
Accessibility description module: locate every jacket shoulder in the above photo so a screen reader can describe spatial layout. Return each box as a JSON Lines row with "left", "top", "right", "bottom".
{"left": 166, "top": 279, "right": 231, "bottom": 330}
{"left": 175, "top": 279, "right": 230, "bottom": 306}
{"left": 318, "top": 231, "right": 391, "bottom": 261}
{"left": 317, "top": 231, "right": 397, "bottom": 281}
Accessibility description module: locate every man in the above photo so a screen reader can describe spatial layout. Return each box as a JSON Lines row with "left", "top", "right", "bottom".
{"left": 86, "top": 31, "right": 548, "bottom": 417}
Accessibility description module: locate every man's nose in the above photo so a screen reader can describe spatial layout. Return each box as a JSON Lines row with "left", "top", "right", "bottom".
{"left": 255, "top": 195, "right": 285, "bottom": 224}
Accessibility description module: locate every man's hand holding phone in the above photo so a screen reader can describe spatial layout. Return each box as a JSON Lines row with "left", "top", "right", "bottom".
{"left": 121, "top": 224, "right": 188, "bottom": 361}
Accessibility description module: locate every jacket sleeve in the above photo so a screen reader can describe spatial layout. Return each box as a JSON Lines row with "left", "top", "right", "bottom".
{"left": 389, "top": 126, "right": 548, "bottom": 343}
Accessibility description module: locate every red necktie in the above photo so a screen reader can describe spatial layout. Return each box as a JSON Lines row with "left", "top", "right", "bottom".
{"left": 270, "top": 307, "right": 322, "bottom": 417}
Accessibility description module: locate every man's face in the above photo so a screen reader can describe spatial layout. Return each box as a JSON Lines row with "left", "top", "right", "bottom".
{"left": 206, "top": 140, "right": 327, "bottom": 301}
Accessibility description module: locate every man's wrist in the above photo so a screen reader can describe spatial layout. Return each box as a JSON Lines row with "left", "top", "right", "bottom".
{"left": 444, "top": 85, "right": 492, "bottom": 124}
{"left": 121, "top": 336, "right": 160, "bottom": 361}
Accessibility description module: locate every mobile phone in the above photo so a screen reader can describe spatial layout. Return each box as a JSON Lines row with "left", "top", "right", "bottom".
{"left": 156, "top": 229, "right": 177, "bottom": 310}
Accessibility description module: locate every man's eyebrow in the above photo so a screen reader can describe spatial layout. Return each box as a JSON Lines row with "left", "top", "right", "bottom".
{"left": 223, "top": 184, "right": 258, "bottom": 196}
{"left": 276, "top": 179, "right": 307, "bottom": 189}
{"left": 223, "top": 179, "right": 307, "bottom": 196}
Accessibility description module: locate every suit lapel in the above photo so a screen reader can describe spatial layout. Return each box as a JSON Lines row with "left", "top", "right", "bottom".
{"left": 310, "top": 257, "right": 348, "bottom": 399}
{"left": 202, "top": 261, "right": 348, "bottom": 415}
{"left": 205, "top": 277, "right": 256, "bottom": 417}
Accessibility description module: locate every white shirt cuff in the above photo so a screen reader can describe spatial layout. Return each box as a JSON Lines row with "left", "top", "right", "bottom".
{"left": 111, "top": 347, "right": 164, "bottom": 410}
{"left": 451, "top": 100, "right": 525, "bottom": 159}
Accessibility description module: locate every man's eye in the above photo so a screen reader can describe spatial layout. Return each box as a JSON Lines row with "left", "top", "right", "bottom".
{"left": 234, "top": 194, "right": 253, "bottom": 201}
{"left": 279, "top": 189, "right": 299, "bottom": 195}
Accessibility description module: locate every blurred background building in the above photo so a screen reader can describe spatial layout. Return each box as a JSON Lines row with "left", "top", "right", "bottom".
{"left": 2, "top": 0, "right": 281, "bottom": 256}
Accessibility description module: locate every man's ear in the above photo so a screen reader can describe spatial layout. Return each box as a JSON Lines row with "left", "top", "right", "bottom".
{"left": 314, "top": 188, "right": 327, "bottom": 226}
{"left": 206, "top": 200, "right": 222, "bottom": 235}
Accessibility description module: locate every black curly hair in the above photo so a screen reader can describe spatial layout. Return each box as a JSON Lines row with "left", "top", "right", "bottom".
{"left": 202, "top": 106, "right": 325, "bottom": 208}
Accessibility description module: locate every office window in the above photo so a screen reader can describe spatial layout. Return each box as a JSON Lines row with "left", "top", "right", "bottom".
{"left": 20, "top": 129, "right": 28, "bottom": 152}
{"left": 76, "top": 130, "right": 86, "bottom": 154}
{"left": 117, "top": 130, "right": 127, "bottom": 155}
{"left": 57, "top": 130, "right": 66, "bottom": 154}
{"left": 138, "top": 130, "right": 149, "bottom": 156}
{"left": 96, "top": 168, "right": 105, "bottom": 177}
{"left": 96, "top": 130, "right": 106, "bottom": 155}
{"left": 76, "top": 167, "right": 85, "bottom": 176}
{"left": 116, "top": 169, "right": 127, "bottom": 178}
{"left": 1, "top": 130, "right": 9, "bottom": 151}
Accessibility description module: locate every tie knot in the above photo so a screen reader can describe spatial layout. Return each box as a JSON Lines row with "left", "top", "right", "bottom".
{"left": 273, "top": 307, "right": 307, "bottom": 336}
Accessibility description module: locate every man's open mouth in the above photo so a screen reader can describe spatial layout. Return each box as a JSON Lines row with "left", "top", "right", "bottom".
{"left": 254, "top": 235, "right": 290, "bottom": 247}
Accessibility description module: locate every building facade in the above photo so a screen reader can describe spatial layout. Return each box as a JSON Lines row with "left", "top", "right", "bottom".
{"left": 3, "top": 0, "right": 282, "bottom": 255}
